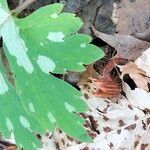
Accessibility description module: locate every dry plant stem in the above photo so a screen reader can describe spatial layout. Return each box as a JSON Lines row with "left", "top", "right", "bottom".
{"left": 11, "top": 0, "right": 36, "bottom": 15}
{"left": 0, "top": 0, "right": 36, "bottom": 30}
{"left": 103, "top": 57, "right": 128, "bottom": 78}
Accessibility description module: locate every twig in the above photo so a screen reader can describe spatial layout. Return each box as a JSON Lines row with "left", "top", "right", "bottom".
{"left": 0, "top": 0, "right": 36, "bottom": 29}
{"left": 11, "top": 0, "right": 36, "bottom": 15}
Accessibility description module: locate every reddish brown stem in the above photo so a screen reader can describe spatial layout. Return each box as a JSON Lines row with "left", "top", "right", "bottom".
{"left": 103, "top": 57, "right": 128, "bottom": 78}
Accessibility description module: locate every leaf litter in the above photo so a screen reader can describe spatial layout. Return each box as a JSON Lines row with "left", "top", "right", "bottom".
{"left": 39, "top": 0, "right": 150, "bottom": 149}
{"left": 1, "top": 0, "right": 150, "bottom": 149}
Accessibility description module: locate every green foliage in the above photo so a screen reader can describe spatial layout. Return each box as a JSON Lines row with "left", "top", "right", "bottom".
{"left": 0, "top": 1, "right": 104, "bottom": 149}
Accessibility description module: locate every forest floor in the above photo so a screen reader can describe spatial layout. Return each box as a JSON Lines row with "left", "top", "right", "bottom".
{"left": 1, "top": 0, "right": 150, "bottom": 149}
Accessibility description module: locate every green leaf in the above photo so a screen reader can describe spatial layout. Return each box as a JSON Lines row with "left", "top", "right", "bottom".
{"left": 0, "top": 2, "right": 9, "bottom": 28}
{"left": 0, "top": 1, "right": 104, "bottom": 149}
{"left": 0, "top": 57, "right": 44, "bottom": 149}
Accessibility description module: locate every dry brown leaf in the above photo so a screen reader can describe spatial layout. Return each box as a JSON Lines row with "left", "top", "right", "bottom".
{"left": 103, "top": 57, "right": 128, "bottom": 78}
{"left": 88, "top": 77, "right": 121, "bottom": 99}
{"left": 133, "top": 27, "right": 150, "bottom": 42}
{"left": 91, "top": 26, "right": 150, "bottom": 60}
{"left": 119, "top": 62, "right": 150, "bottom": 91}
{"left": 7, "top": 146, "right": 17, "bottom": 150}
{"left": 116, "top": 0, "right": 150, "bottom": 35}
{"left": 78, "top": 65, "right": 121, "bottom": 99}
{"left": 77, "top": 65, "right": 99, "bottom": 87}
{"left": 42, "top": 94, "right": 150, "bottom": 150}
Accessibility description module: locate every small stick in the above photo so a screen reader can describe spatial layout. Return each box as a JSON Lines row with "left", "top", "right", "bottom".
{"left": 11, "top": 0, "right": 36, "bottom": 15}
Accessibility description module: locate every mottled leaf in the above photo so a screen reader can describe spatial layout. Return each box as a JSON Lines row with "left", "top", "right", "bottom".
{"left": 0, "top": 1, "right": 104, "bottom": 149}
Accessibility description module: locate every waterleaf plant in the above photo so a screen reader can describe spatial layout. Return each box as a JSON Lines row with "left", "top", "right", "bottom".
{"left": 0, "top": 1, "right": 104, "bottom": 149}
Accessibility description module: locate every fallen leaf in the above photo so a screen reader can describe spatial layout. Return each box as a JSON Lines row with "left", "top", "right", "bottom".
{"left": 133, "top": 27, "right": 150, "bottom": 42}
{"left": 121, "top": 48, "right": 150, "bottom": 110}
{"left": 119, "top": 62, "right": 150, "bottom": 91}
{"left": 41, "top": 94, "right": 150, "bottom": 150}
{"left": 135, "top": 48, "right": 150, "bottom": 77}
{"left": 103, "top": 57, "right": 128, "bottom": 78}
{"left": 88, "top": 77, "right": 121, "bottom": 99}
{"left": 78, "top": 65, "right": 121, "bottom": 99}
{"left": 78, "top": 65, "right": 99, "bottom": 88}
{"left": 116, "top": 0, "right": 150, "bottom": 35}
{"left": 123, "top": 82, "right": 150, "bottom": 110}
{"left": 91, "top": 26, "right": 150, "bottom": 60}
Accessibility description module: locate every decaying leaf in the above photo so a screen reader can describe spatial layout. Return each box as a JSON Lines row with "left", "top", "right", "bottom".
{"left": 119, "top": 62, "right": 150, "bottom": 92}
{"left": 78, "top": 65, "right": 99, "bottom": 87}
{"left": 40, "top": 93, "right": 150, "bottom": 150}
{"left": 91, "top": 26, "right": 150, "bottom": 60}
{"left": 121, "top": 48, "right": 150, "bottom": 110}
{"left": 133, "top": 27, "right": 150, "bottom": 42}
{"left": 67, "top": 47, "right": 150, "bottom": 150}
{"left": 135, "top": 48, "right": 150, "bottom": 77}
{"left": 88, "top": 77, "right": 121, "bottom": 99}
{"left": 116, "top": 0, "right": 150, "bottom": 35}
{"left": 103, "top": 57, "right": 128, "bottom": 78}
{"left": 116, "top": 0, "right": 150, "bottom": 43}
{"left": 123, "top": 82, "right": 150, "bottom": 111}
{"left": 78, "top": 65, "right": 121, "bottom": 99}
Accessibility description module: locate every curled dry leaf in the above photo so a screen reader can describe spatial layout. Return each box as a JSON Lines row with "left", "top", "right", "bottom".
{"left": 78, "top": 65, "right": 121, "bottom": 99}
{"left": 123, "top": 83, "right": 150, "bottom": 111}
{"left": 91, "top": 26, "right": 150, "bottom": 60}
{"left": 88, "top": 77, "right": 121, "bottom": 99}
{"left": 135, "top": 48, "right": 150, "bottom": 77}
{"left": 120, "top": 48, "right": 150, "bottom": 110}
{"left": 119, "top": 62, "right": 150, "bottom": 92}
{"left": 103, "top": 57, "right": 128, "bottom": 78}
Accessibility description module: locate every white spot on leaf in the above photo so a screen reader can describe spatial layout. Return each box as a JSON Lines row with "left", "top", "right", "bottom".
{"left": 19, "top": 116, "right": 30, "bottom": 128}
{"left": 47, "top": 32, "right": 64, "bottom": 42}
{"left": 37, "top": 55, "right": 56, "bottom": 74}
{"left": 20, "top": 37, "right": 28, "bottom": 52}
{"left": 77, "top": 62, "right": 83, "bottom": 66}
{"left": 50, "top": 13, "right": 58, "bottom": 18}
{"left": 18, "top": 143, "right": 23, "bottom": 148}
{"left": 32, "top": 142, "right": 37, "bottom": 148}
{"left": 65, "top": 102, "right": 75, "bottom": 112}
{"left": 0, "top": 73, "right": 8, "bottom": 95}
{"left": 29, "top": 102, "right": 35, "bottom": 112}
{"left": 47, "top": 113, "right": 56, "bottom": 123}
{"left": 26, "top": 81, "right": 29, "bottom": 86}
{"left": 0, "top": 8, "right": 9, "bottom": 27}
{"left": 40, "top": 42, "right": 44, "bottom": 46}
{"left": 80, "top": 43, "right": 86, "bottom": 48}
{"left": 1, "top": 21, "right": 34, "bottom": 73}
{"left": 6, "top": 118, "right": 14, "bottom": 131}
